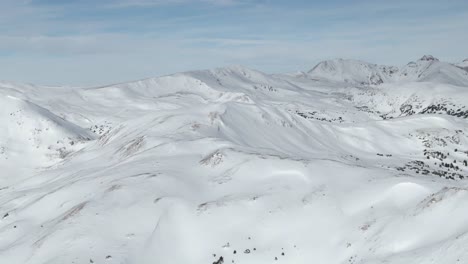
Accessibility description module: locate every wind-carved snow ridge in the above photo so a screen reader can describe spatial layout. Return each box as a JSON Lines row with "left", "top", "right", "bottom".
{"left": 0, "top": 57, "right": 468, "bottom": 264}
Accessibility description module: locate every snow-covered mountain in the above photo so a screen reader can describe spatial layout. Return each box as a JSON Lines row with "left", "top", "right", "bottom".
{"left": 307, "top": 55, "right": 468, "bottom": 86}
{"left": 1, "top": 57, "right": 468, "bottom": 264}
{"left": 307, "top": 58, "right": 398, "bottom": 85}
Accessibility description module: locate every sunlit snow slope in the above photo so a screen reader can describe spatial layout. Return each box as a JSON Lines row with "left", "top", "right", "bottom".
{"left": 1, "top": 56, "right": 468, "bottom": 264}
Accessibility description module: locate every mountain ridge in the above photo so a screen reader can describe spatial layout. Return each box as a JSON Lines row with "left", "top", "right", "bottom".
{"left": 307, "top": 55, "right": 468, "bottom": 86}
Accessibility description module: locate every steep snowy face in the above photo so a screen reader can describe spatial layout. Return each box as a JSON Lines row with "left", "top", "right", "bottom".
{"left": 0, "top": 93, "right": 94, "bottom": 183}
{"left": 0, "top": 59, "right": 468, "bottom": 264}
{"left": 307, "top": 59, "right": 398, "bottom": 85}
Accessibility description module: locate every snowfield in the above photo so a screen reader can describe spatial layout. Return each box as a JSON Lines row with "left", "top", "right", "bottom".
{"left": 1, "top": 56, "right": 468, "bottom": 264}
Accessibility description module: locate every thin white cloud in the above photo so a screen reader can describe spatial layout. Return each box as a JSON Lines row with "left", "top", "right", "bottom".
{"left": 108, "top": 0, "right": 240, "bottom": 8}
{"left": 0, "top": 0, "right": 467, "bottom": 85}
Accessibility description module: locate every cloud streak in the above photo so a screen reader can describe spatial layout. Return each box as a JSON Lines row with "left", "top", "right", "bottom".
{"left": 107, "top": 0, "right": 241, "bottom": 8}
{"left": 0, "top": 0, "right": 467, "bottom": 85}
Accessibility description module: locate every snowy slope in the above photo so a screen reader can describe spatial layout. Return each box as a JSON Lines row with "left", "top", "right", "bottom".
{"left": 0, "top": 57, "right": 468, "bottom": 264}
{"left": 0, "top": 87, "right": 95, "bottom": 184}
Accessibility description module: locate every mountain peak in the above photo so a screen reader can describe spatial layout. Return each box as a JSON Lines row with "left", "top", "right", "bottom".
{"left": 418, "top": 55, "right": 439, "bottom": 62}
{"left": 306, "top": 58, "right": 396, "bottom": 85}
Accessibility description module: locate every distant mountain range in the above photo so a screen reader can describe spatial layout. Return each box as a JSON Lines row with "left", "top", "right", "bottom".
{"left": 306, "top": 55, "right": 468, "bottom": 86}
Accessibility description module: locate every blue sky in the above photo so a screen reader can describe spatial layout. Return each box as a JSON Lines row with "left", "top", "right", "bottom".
{"left": 1, "top": 0, "right": 468, "bottom": 86}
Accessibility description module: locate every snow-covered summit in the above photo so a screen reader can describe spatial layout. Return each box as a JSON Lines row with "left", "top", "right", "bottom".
{"left": 307, "top": 58, "right": 397, "bottom": 85}
{"left": 400, "top": 57, "right": 468, "bottom": 86}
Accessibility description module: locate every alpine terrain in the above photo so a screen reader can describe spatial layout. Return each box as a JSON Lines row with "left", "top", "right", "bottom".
{"left": 1, "top": 55, "right": 468, "bottom": 264}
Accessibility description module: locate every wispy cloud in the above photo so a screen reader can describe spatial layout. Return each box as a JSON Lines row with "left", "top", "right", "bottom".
{"left": 0, "top": 0, "right": 467, "bottom": 85}
{"left": 108, "top": 0, "right": 241, "bottom": 8}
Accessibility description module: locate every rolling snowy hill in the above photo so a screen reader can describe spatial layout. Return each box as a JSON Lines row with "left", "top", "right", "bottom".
{"left": 0, "top": 56, "right": 468, "bottom": 264}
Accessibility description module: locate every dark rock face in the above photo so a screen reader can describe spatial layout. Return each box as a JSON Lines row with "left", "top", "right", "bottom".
{"left": 400, "top": 104, "right": 414, "bottom": 115}
{"left": 369, "top": 74, "right": 384, "bottom": 85}
{"left": 420, "top": 104, "right": 468, "bottom": 119}
{"left": 213, "top": 256, "right": 224, "bottom": 264}
{"left": 419, "top": 55, "right": 439, "bottom": 61}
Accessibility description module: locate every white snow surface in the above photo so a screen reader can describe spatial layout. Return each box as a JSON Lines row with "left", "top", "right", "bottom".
{"left": 1, "top": 57, "right": 468, "bottom": 264}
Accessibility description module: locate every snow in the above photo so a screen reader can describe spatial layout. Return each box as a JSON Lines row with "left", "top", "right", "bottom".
{"left": 0, "top": 57, "right": 468, "bottom": 264}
